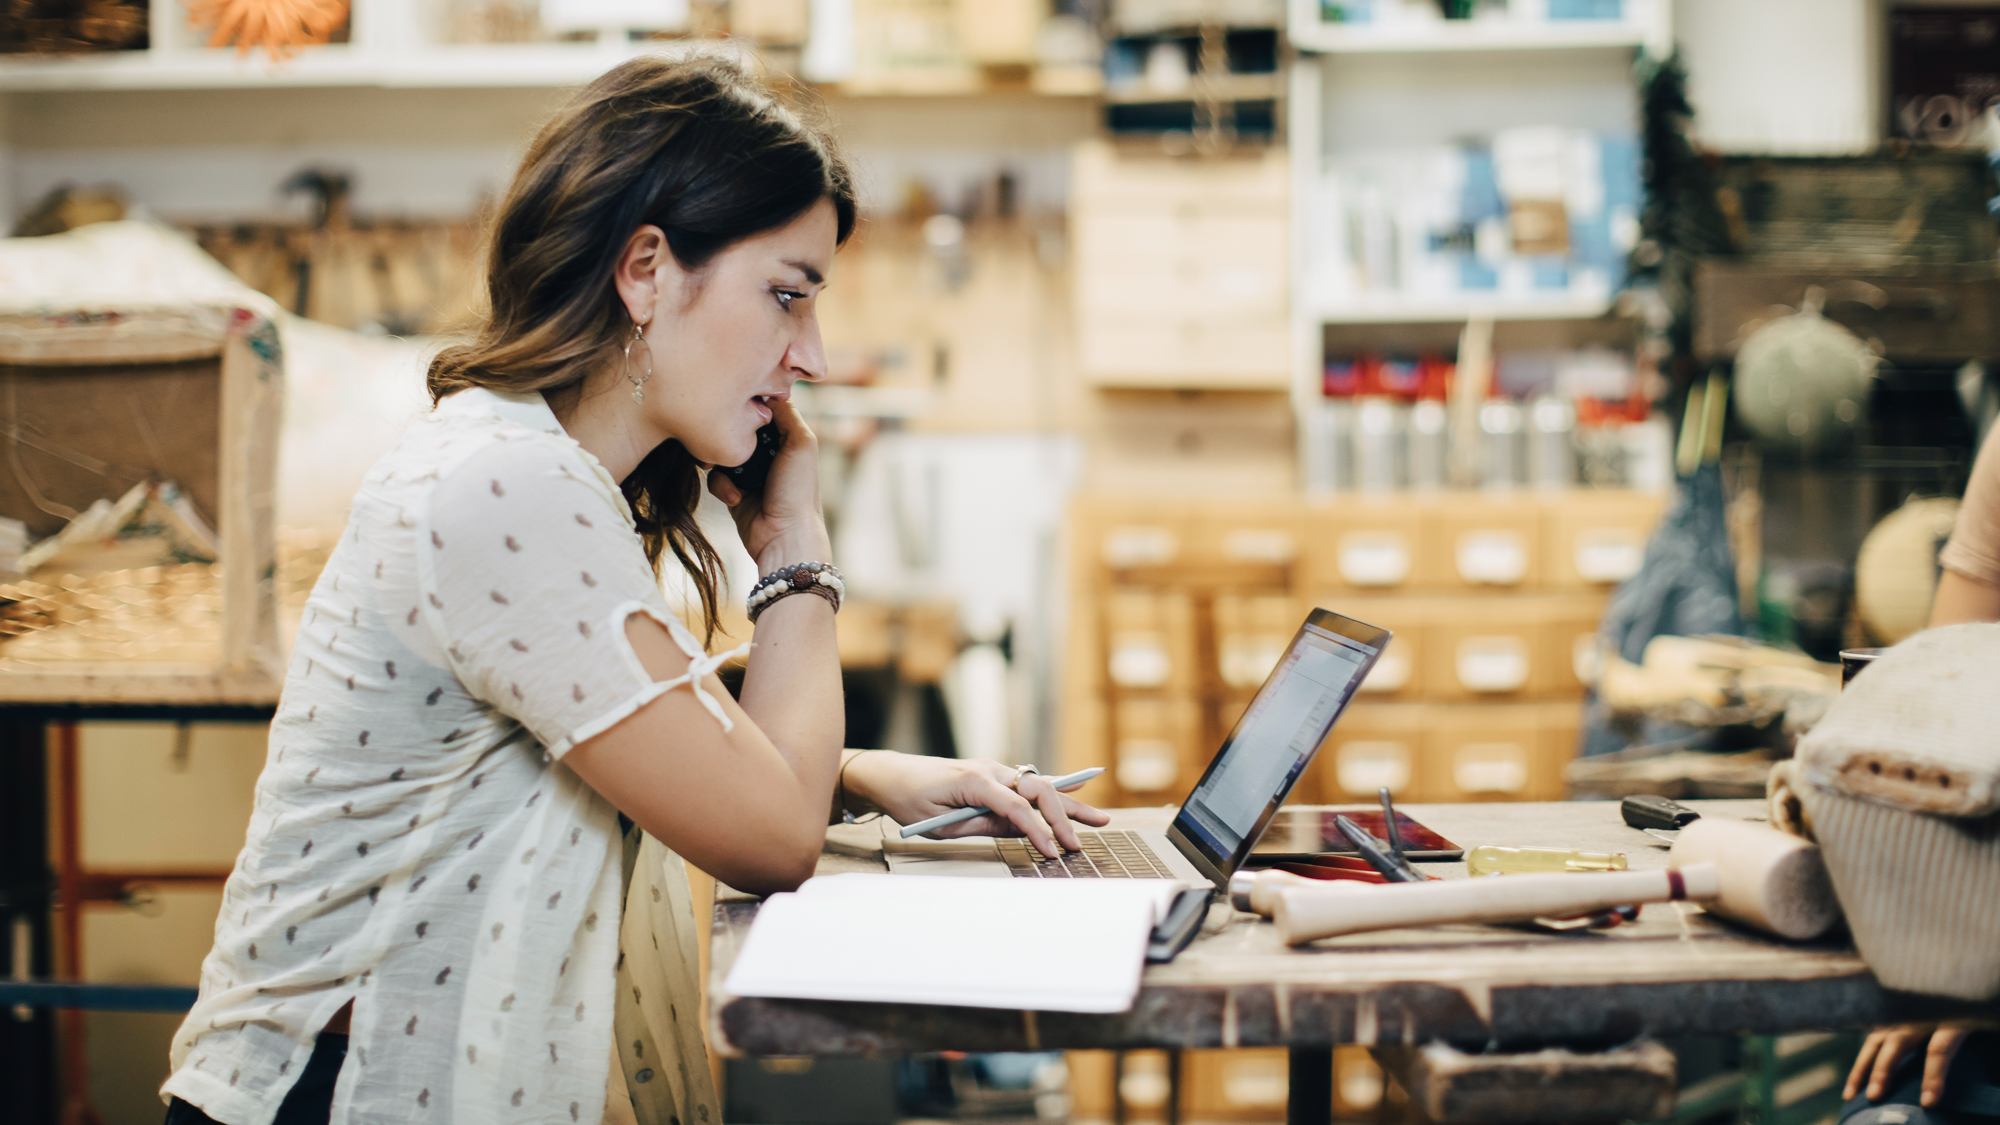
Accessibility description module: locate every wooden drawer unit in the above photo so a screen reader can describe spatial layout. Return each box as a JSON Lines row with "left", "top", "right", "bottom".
{"left": 1538, "top": 701, "right": 1584, "bottom": 782}
{"left": 1072, "top": 141, "right": 1290, "bottom": 390}
{"left": 1111, "top": 696, "right": 1202, "bottom": 800}
{"left": 1085, "top": 496, "right": 1188, "bottom": 572}
{"left": 1540, "top": 489, "right": 1665, "bottom": 589}
{"left": 1214, "top": 593, "right": 1302, "bottom": 691}
{"left": 1425, "top": 597, "right": 1559, "bottom": 702}
{"left": 1421, "top": 704, "right": 1564, "bottom": 802}
{"left": 1544, "top": 592, "right": 1610, "bottom": 695}
{"left": 1071, "top": 139, "right": 1288, "bottom": 213}
{"left": 1186, "top": 500, "right": 1301, "bottom": 576}
{"left": 1300, "top": 498, "right": 1426, "bottom": 594}
{"left": 1309, "top": 595, "right": 1427, "bottom": 701}
{"left": 1183, "top": 1048, "right": 1293, "bottom": 1121}
{"left": 1317, "top": 702, "right": 1424, "bottom": 801}
{"left": 1104, "top": 589, "right": 1197, "bottom": 696}
{"left": 1419, "top": 494, "right": 1543, "bottom": 590}
{"left": 1074, "top": 214, "right": 1289, "bottom": 318}
{"left": 1077, "top": 312, "right": 1291, "bottom": 389}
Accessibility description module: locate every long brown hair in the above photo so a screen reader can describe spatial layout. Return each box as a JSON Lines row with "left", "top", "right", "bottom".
{"left": 428, "top": 55, "right": 856, "bottom": 642}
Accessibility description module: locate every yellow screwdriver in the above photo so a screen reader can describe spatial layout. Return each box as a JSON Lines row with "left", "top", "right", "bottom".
{"left": 1465, "top": 845, "right": 1628, "bottom": 876}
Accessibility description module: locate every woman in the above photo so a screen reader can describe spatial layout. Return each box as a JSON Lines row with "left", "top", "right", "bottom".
{"left": 162, "top": 55, "right": 1106, "bottom": 1125}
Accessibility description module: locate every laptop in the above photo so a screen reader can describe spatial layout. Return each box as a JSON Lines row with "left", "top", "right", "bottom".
{"left": 883, "top": 607, "right": 1392, "bottom": 891}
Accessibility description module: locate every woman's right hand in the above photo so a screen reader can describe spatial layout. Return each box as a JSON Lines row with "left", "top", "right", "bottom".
{"left": 708, "top": 396, "right": 832, "bottom": 571}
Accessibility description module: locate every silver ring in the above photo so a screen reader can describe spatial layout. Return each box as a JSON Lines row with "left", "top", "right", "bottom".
{"left": 1012, "top": 764, "right": 1040, "bottom": 789}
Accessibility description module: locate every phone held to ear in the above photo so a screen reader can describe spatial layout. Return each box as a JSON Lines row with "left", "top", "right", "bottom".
{"left": 718, "top": 423, "right": 781, "bottom": 494}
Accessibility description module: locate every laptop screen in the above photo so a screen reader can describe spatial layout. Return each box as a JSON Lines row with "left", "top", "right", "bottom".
{"left": 1167, "top": 610, "right": 1389, "bottom": 882}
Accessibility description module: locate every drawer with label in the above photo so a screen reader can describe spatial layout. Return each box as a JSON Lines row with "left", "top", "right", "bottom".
{"left": 1424, "top": 597, "right": 1567, "bottom": 701}
{"left": 1214, "top": 593, "right": 1303, "bottom": 690}
{"left": 1420, "top": 704, "right": 1565, "bottom": 802}
{"left": 1111, "top": 696, "right": 1201, "bottom": 798}
{"left": 1186, "top": 501, "right": 1301, "bottom": 574}
{"left": 1306, "top": 595, "right": 1426, "bottom": 701}
{"left": 1316, "top": 702, "right": 1424, "bottom": 801}
{"left": 1540, "top": 490, "right": 1666, "bottom": 588}
{"left": 1104, "top": 590, "right": 1196, "bottom": 694}
{"left": 1301, "top": 499, "right": 1427, "bottom": 593}
{"left": 1419, "top": 496, "right": 1543, "bottom": 590}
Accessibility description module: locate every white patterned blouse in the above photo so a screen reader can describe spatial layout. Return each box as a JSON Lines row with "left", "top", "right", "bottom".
{"left": 162, "top": 387, "right": 730, "bottom": 1125}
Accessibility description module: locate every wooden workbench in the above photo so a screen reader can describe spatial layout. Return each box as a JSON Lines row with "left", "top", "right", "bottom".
{"left": 708, "top": 800, "right": 1995, "bottom": 1058}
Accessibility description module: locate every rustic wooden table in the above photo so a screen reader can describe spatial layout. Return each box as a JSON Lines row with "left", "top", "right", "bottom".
{"left": 707, "top": 800, "right": 1993, "bottom": 1120}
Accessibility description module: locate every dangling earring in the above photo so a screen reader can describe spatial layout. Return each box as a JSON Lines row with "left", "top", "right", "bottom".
{"left": 623, "top": 321, "right": 653, "bottom": 405}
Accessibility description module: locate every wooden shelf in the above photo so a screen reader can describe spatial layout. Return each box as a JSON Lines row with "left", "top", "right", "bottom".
{"left": 1102, "top": 72, "right": 1283, "bottom": 105}
{"left": 0, "top": 41, "right": 724, "bottom": 91}
{"left": 1309, "top": 294, "right": 1615, "bottom": 324}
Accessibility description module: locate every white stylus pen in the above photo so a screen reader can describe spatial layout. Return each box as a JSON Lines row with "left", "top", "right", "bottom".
{"left": 896, "top": 767, "right": 1106, "bottom": 839}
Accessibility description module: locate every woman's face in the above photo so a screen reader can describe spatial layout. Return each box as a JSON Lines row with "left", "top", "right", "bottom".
{"left": 637, "top": 198, "right": 837, "bottom": 468}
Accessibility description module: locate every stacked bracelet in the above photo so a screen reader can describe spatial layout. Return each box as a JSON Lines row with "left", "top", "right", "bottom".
{"left": 746, "top": 561, "right": 844, "bottom": 624}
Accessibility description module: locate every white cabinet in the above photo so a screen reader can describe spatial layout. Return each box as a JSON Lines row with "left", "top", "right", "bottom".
{"left": 1284, "top": 0, "right": 1671, "bottom": 481}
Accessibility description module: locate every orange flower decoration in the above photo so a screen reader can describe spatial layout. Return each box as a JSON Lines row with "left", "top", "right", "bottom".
{"left": 186, "top": 0, "right": 350, "bottom": 60}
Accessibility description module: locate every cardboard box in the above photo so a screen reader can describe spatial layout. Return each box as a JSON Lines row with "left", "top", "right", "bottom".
{"left": 1541, "top": 489, "right": 1666, "bottom": 589}
{"left": 1419, "top": 494, "right": 1543, "bottom": 590}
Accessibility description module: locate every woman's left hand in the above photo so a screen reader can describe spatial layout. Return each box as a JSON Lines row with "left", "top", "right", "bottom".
{"left": 842, "top": 752, "right": 1111, "bottom": 859}
{"left": 708, "top": 396, "right": 831, "bottom": 571}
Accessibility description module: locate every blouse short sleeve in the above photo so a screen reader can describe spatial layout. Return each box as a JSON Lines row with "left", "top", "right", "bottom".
{"left": 418, "top": 431, "right": 729, "bottom": 756}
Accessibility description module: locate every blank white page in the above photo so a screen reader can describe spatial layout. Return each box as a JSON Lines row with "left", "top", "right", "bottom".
{"left": 722, "top": 874, "right": 1179, "bottom": 1014}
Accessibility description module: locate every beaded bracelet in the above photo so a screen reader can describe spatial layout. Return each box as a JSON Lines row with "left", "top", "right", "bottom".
{"left": 746, "top": 561, "right": 844, "bottom": 624}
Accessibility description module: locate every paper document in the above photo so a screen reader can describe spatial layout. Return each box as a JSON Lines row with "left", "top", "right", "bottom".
{"left": 723, "top": 874, "right": 1180, "bottom": 1013}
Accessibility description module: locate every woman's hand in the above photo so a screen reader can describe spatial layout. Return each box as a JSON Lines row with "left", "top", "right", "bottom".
{"left": 842, "top": 752, "right": 1111, "bottom": 859}
{"left": 1844, "top": 1024, "right": 1974, "bottom": 1106}
{"left": 708, "top": 396, "right": 832, "bottom": 571}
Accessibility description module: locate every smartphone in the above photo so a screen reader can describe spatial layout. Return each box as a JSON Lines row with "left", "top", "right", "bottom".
{"left": 717, "top": 423, "right": 781, "bottom": 494}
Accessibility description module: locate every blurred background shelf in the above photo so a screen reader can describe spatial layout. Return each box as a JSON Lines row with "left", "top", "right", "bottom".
{"left": 1310, "top": 294, "right": 1615, "bottom": 324}
{"left": 0, "top": 41, "right": 724, "bottom": 92}
{"left": 1286, "top": 0, "right": 1670, "bottom": 55}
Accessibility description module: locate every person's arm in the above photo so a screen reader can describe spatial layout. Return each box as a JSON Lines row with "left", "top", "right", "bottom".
{"left": 834, "top": 750, "right": 1111, "bottom": 857}
{"left": 566, "top": 399, "right": 842, "bottom": 895}
{"left": 1929, "top": 568, "right": 2000, "bottom": 628}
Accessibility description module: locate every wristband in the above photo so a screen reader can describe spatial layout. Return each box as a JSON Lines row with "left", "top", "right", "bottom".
{"left": 746, "top": 561, "right": 843, "bottom": 624}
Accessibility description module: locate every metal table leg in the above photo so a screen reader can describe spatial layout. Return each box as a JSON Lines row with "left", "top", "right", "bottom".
{"left": 1288, "top": 1048, "right": 1333, "bottom": 1125}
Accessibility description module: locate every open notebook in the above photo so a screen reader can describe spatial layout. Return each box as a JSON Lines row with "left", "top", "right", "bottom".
{"left": 721, "top": 874, "right": 1180, "bottom": 1013}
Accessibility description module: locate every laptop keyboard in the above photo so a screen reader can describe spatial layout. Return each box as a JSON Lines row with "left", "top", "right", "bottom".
{"left": 997, "top": 830, "right": 1177, "bottom": 879}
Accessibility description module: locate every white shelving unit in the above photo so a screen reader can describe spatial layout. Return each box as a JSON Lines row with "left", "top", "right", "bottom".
{"left": 1286, "top": 0, "right": 1669, "bottom": 55}
{"left": 1285, "top": 0, "right": 1671, "bottom": 477}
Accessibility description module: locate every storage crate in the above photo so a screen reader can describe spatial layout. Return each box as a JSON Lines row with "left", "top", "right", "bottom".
{"left": 0, "top": 305, "right": 284, "bottom": 704}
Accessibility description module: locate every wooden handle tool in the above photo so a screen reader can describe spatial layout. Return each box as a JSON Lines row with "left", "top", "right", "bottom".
{"left": 1229, "top": 868, "right": 1365, "bottom": 917}
{"left": 1274, "top": 863, "right": 1721, "bottom": 945}
{"left": 1667, "top": 818, "right": 1840, "bottom": 940}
